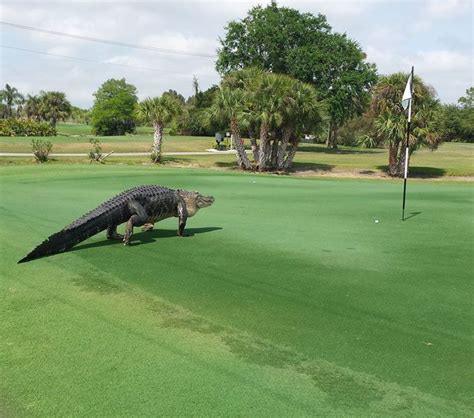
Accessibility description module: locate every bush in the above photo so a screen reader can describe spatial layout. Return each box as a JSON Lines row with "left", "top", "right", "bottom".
{"left": 31, "top": 139, "right": 53, "bottom": 163}
{"left": 0, "top": 118, "right": 56, "bottom": 136}
{"left": 90, "top": 78, "right": 138, "bottom": 136}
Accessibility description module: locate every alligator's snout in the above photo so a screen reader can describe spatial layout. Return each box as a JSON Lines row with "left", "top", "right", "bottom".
{"left": 197, "top": 195, "right": 214, "bottom": 208}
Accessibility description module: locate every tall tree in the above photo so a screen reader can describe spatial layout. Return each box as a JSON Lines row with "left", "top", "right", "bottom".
{"left": 216, "top": 1, "right": 377, "bottom": 149}
{"left": 136, "top": 95, "right": 182, "bottom": 163}
{"left": 38, "top": 91, "right": 72, "bottom": 127}
{"left": 0, "top": 84, "right": 24, "bottom": 118}
{"left": 90, "top": 78, "right": 138, "bottom": 136}
{"left": 436, "top": 87, "right": 474, "bottom": 143}
{"left": 369, "top": 72, "right": 441, "bottom": 177}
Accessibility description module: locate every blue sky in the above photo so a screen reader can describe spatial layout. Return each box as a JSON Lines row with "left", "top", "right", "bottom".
{"left": 0, "top": 0, "right": 472, "bottom": 108}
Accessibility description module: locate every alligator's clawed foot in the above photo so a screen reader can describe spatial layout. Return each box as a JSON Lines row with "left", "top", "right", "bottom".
{"left": 123, "top": 232, "right": 132, "bottom": 245}
{"left": 141, "top": 223, "right": 154, "bottom": 232}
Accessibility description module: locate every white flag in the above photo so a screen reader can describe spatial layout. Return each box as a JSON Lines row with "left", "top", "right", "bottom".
{"left": 401, "top": 72, "right": 413, "bottom": 111}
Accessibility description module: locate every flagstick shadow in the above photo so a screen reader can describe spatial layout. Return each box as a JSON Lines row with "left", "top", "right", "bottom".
{"left": 404, "top": 212, "right": 422, "bottom": 221}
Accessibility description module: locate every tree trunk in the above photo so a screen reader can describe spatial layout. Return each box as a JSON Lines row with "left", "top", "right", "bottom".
{"left": 388, "top": 141, "right": 403, "bottom": 177}
{"left": 151, "top": 122, "right": 164, "bottom": 163}
{"left": 249, "top": 137, "right": 259, "bottom": 162}
{"left": 283, "top": 138, "right": 299, "bottom": 170}
{"left": 277, "top": 126, "right": 293, "bottom": 169}
{"left": 326, "top": 122, "right": 338, "bottom": 149}
{"left": 258, "top": 123, "right": 270, "bottom": 171}
{"left": 230, "top": 118, "right": 252, "bottom": 170}
{"left": 270, "top": 138, "right": 279, "bottom": 168}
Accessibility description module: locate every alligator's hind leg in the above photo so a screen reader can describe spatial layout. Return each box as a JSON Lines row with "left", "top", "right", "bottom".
{"left": 106, "top": 225, "right": 123, "bottom": 241}
{"left": 124, "top": 200, "right": 148, "bottom": 245}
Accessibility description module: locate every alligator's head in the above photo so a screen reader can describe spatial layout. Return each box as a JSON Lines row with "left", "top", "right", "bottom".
{"left": 178, "top": 190, "right": 215, "bottom": 217}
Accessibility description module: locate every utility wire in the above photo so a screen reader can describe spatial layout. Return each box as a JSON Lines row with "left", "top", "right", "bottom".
{"left": 0, "top": 21, "right": 217, "bottom": 58}
{"left": 0, "top": 44, "right": 217, "bottom": 77}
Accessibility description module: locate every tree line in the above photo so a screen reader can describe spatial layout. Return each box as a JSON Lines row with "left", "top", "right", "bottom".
{"left": 1, "top": 1, "right": 472, "bottom": 175}
{"left": 0, "top": 86, "right": 73, "bottom": 128}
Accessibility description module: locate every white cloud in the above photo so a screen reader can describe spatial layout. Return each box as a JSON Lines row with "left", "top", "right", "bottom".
{"left": 416, "top": 50, "right": 472, "bottom": 73}
{"left": 425, "top": 0, "right": 471, "bottom": 18}
{"left": 140, "top": 32, "right": 218, "bottom": 56}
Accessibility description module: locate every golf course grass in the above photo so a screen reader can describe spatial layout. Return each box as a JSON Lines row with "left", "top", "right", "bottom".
{"left": 1, "top": 164, "right": 473, "bottom": 416}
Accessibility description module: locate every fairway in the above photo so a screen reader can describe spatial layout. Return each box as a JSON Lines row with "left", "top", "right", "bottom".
{"left": 1, "top": 165, "right": 473, "bottom": 416}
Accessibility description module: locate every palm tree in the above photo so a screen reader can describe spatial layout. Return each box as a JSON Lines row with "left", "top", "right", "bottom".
{"left": 279, "top": 80, "right": 323, "bottom": 170}
{"left": 369, "top": 73, "right": 441, "bottom": 176}
{"left": 0, "top": 84, "right": 24, "bottom": 118}
{"left": 221, "top": 67, "right": 264, "bottom": 163}
{"left": 136, "top": 95, "right": 182, "bottom": 163}
{"left": 249, "top": 73, "right": 287, "bottom": 171}
{"left": 209, "top": 86, "right": 252, "bottom": 170}
{"left": 39, "top": 91, "right": 72, "bottom": 127}
{"left": 25, "top": 95, "right": 42, "bottom": 121}
{"left": 212, "top": 69, "right": 325, "bottom": 172}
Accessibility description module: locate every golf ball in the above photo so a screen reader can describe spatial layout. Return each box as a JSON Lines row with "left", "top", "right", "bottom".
{"left": 375, "top": 219, "right": 379, "bottom": 223}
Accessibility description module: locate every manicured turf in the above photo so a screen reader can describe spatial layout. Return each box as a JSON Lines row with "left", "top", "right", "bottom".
{"left": 1, "top": 165, "right": 473, "bottom": 416}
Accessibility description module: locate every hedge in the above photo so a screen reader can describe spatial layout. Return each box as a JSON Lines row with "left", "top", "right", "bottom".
{"left": 0, "top": 118, "right": 57, "bottom": 136}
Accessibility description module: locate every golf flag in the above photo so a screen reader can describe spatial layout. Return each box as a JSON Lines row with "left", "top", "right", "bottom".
{"left": 401, "top": 71, "right": 413, "bottom": 121}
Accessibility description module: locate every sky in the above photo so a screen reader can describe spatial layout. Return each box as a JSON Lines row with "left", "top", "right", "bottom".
{"left": 0, "top": 0, "right": 472, "bottom": 108}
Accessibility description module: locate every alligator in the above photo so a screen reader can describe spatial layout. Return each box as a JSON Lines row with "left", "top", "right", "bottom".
{"left": 18, "top": 185, "right": 215, "bottom": 263}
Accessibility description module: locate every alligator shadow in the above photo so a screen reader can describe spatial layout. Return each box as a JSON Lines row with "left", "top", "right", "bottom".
{"left": 71, "top": 226, "right": 223, "bottom": 252}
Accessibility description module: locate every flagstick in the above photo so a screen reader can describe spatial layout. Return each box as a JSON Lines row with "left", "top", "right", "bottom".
{"left": 402, "top": 66, "right": 414, "bottom": 221}
{"left": 401, "top": 120, "right": 411, "bottom": 221}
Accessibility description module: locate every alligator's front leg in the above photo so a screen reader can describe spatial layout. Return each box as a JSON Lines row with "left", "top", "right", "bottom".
{"left": 177, "top": 200, "right": 188, "bottom": 237}
{"left": 124, "top": 200, "right": 148, "bottom": 245}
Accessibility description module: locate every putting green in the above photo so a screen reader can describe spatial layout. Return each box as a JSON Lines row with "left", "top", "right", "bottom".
{"left": 1, "top": 165, "right": 472, "bottom": 416}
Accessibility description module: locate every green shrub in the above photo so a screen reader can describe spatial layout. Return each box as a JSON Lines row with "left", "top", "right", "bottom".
{"left": 0, "top": 118, "right": 56, "bottom": 136}
{"left": 90, "top": 78, "right": 138, "bottom": 136}
{"left": 31, "top": 139, "right": 53, "bottom": 163}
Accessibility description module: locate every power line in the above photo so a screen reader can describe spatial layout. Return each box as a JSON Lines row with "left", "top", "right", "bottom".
{"left": 1, "top": 44, "right": 217, "bottom": 77}
{"left": 0, "top": 21, "right": 217, "bottom": 59}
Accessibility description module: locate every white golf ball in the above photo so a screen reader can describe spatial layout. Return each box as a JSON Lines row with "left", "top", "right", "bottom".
{"left": 375, "top": 219, "right": 379, "bottom": 223}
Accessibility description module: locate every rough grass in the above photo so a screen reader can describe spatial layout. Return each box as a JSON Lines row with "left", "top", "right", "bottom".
{"left": 0, "top": 133, "right": 212, "bottom": 153}
{"left": 1, "top": 123, "right": 473, "bottom": 177}
{"left": 1, "top": 165, "right": 473, "bottom": 416}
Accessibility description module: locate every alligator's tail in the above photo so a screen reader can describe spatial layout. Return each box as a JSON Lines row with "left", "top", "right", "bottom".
{"left": 18, "top": 210, "right": 116, "bottom": 264}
